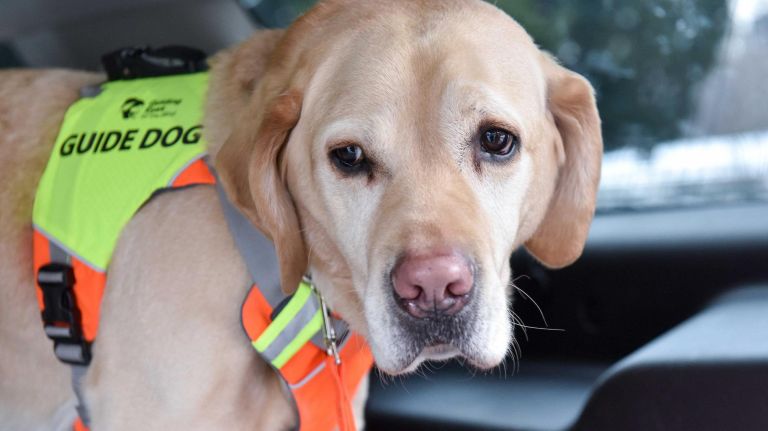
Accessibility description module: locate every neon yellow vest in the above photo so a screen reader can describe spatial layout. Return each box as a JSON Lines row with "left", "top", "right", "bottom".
{"left": 33, "top": 72, "right": 209, "bottom": 270}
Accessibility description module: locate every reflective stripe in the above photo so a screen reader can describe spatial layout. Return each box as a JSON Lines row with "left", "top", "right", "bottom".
{"left": 259, "top": 293, "right": 320, "bottom": 360}
{"left": 289, "top": 361, "right": 327, "bottom": 390}
{"left": 272, "top": 310, "right": 322, "bottom": 368}
{"left": 253, "top": 282, "right": 314, "bottom": 351}
{"left": 252, "top": 281, "right": 327, "bottom": 369}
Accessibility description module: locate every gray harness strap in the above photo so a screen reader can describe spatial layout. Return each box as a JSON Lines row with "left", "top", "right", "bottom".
{"left": 212, "top": 174, "right": 349, "bottom": 350}
{"left": 70, "top": 365, "right": 90, "bottom": 427}
{"left": 46, "top": 241, "right": 91, "bottom": 429}
{"left": 213, "top": 181, "right": 284, "bottom": 307}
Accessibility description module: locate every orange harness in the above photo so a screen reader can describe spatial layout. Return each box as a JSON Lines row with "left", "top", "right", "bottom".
{"left": 34, "top": 158, "right": 373, "bottom": 431}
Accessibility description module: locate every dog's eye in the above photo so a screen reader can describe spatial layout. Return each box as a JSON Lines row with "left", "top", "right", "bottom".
{"left": 480, "top": 128, "right": 519, "bottom": 157}
{"left": 330, "top": 144, "right": 369, "bottom": 174}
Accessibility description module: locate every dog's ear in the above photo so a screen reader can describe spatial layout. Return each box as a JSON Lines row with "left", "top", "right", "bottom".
{"left": 525, "top": 54, "right": 603, "bottom": 268}
{"left": 216, "top": 83, "right": 307, "bottom": 294}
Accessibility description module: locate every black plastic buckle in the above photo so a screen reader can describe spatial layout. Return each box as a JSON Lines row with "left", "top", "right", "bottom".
{"left": 37, "top": 263, "right": 91, "bottom": 365}
{"left": 101, "top": 45, "right": 208, "bottom": 81}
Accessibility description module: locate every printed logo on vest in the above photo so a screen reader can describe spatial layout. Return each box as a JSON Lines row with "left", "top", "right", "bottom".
{"left": 121, "top": 98, "right": 145, "bottom": 119}
{"left": 122, "top": 97, "right": 183, "bottom": 120}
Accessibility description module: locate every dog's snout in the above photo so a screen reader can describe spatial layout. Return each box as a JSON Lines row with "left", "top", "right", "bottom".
{"left": 392, "top": 250, "right": 473, "bottom": 318}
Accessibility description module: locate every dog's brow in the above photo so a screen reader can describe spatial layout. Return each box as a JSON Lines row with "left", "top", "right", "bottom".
{"left": 319, "top": 119, "right": 373, "bottom": 148}
{"left": 443, "top": 83, "right": 526, "bottom": 138}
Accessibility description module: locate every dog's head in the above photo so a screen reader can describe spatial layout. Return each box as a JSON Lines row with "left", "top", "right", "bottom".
{"left": 214, "top": 0, "right": 601, "bottom": 374}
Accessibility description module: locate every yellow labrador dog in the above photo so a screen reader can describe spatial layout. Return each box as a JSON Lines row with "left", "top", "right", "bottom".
{"left": 0, "top": 0, "right": 601, "bottom": 429}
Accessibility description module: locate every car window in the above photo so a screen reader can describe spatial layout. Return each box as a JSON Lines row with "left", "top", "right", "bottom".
{"left": 500, "top": 0, "right": 768, "bottom": 212}
{"left": 247, "top": 0, "right": 768, "bottom": 212}
{"left": 497, "top": 0, "right": 768, "bottom": 212}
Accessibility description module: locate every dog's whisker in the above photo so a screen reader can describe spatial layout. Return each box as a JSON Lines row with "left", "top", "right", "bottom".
{"left": 511, "top": 280, "right": 549, "bottom": 328}
{"left": 515, "top": 324, "right": 565, "bottom": 332}
{"left": 509, "top": 310, "right": 529, "bottom": 341}
{"left": 512, "top": 338, "right": 522, "bottom": 375}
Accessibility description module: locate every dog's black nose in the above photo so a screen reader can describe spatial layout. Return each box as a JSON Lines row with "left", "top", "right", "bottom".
{"left": 392, "top": 249, "right": 473, "bottom": 318}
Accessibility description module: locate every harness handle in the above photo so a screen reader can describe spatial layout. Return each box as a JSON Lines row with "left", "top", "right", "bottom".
{"left": 101, "top": 46, "right": 207, "bottom": 81}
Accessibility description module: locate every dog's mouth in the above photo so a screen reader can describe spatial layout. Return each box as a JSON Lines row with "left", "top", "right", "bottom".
{"left": 366, "top": 258, "right": 510, "bottom": 375}
{"left": 382, "top": 294, "right": 483, "bottom": 373}
{"left": 398, "top": 344, "right": 462, "bottom": 373}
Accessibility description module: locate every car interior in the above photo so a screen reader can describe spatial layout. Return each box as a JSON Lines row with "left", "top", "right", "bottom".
{"left": 3, "top": 0, "right": 767, "bottom": 429}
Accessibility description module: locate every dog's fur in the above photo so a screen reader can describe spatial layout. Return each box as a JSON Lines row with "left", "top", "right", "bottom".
{"left": 0, "top": 0, "right": 601, "bottom": 429}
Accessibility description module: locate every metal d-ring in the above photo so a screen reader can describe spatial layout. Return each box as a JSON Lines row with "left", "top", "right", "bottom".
{"left": 304, "top": 274, "right": 341, "bottom": 365}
